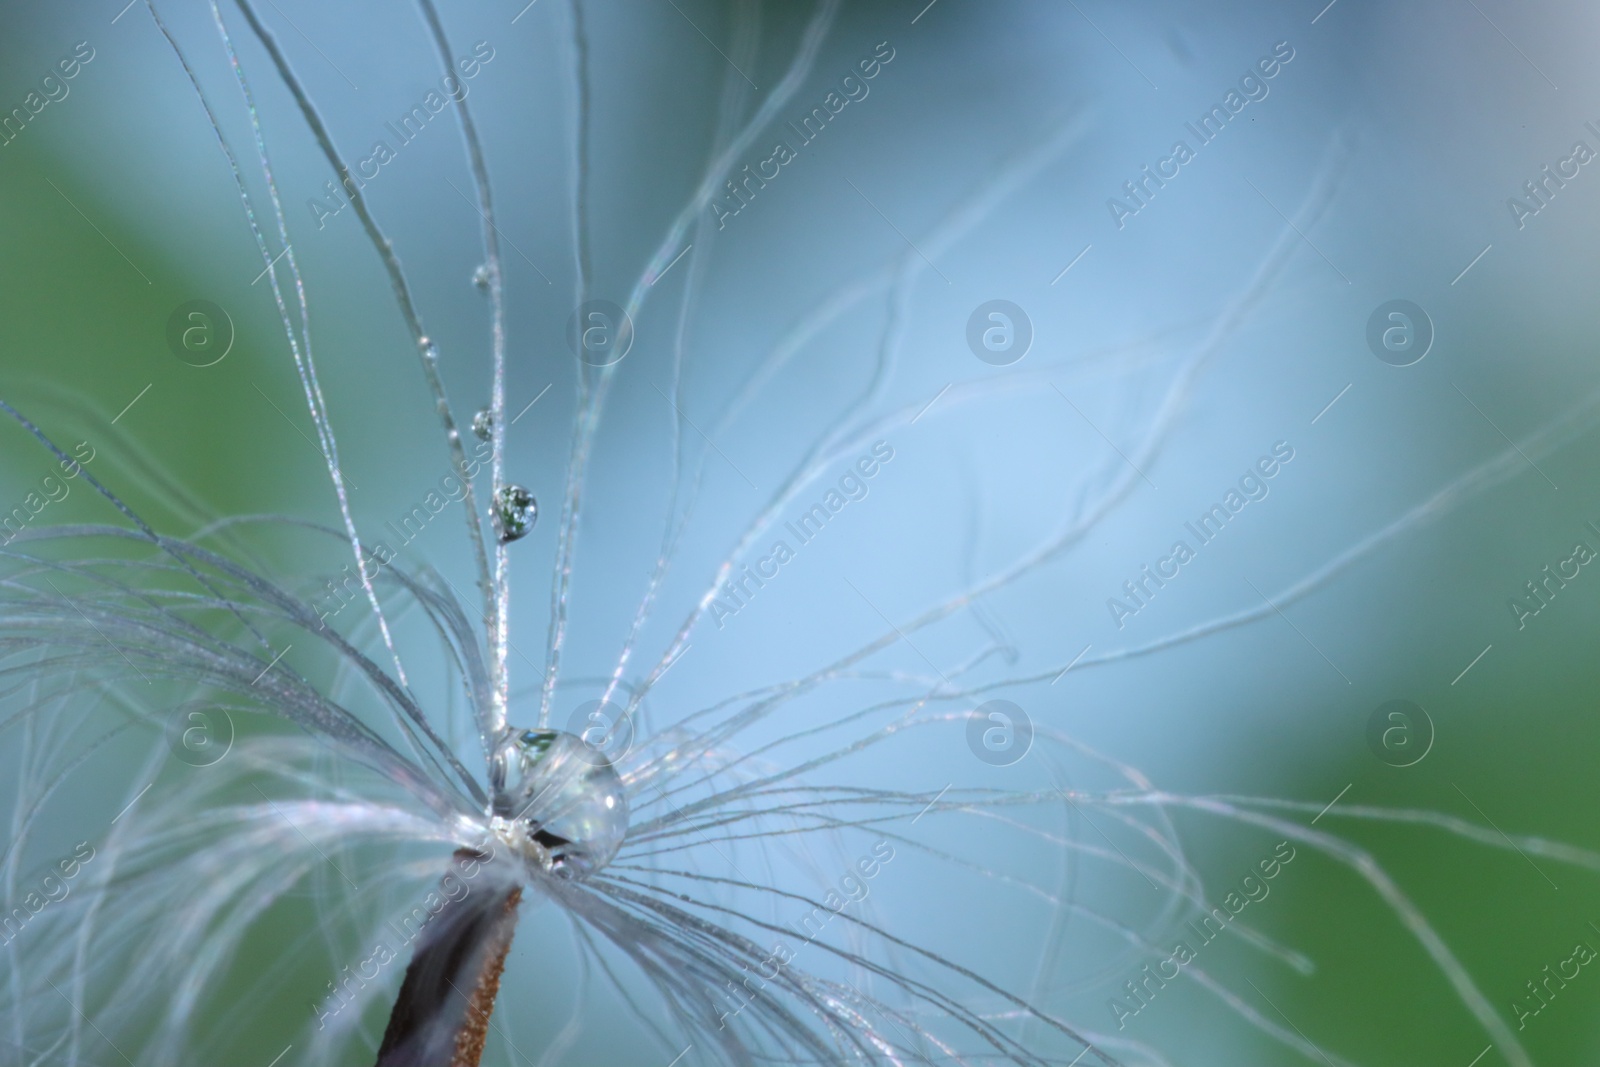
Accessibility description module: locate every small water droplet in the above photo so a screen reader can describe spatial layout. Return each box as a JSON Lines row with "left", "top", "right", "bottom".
{"left": 495, "top": 484, "right": 537, "bottom": 543}
{"left": 489, "top": 728, "right": 627, "bottom": 877}
{"left": 472, "top": 407, "right": 493, "bottom": 441}
{"left": 472, "top": 264, "right": 490, "bottom": 291}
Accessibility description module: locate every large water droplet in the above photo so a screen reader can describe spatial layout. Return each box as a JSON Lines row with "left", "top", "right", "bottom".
{"left": 472, "top": 263, "right": 490, "bottom": 291}
{"left": 472, "top": 407, "right": 493, "bottom": 442}
{"left": 495, "top": 484, "right": 536, "bottom": 543}
{"left": 489, "top": 728, "right": 627, "bottom": 877}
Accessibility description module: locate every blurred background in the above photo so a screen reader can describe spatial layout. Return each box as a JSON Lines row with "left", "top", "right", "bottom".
{"left": 3, "top": 0, "right": 1600, "bottom": 1064}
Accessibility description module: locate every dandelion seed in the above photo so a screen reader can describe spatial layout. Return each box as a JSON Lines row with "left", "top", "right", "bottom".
{"left": 2, "top": 4, "right": 1589, "bottom": 1067}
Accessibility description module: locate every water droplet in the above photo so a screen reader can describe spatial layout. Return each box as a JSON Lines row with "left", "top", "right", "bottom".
{"left": 495, "top": 484, "right": 537, "bottom": 543}
{"left": 489, "top": 728, "right": 627, "bottom": 877}
{"left": 472, "top": 407, "right": 493, "bottom": 441}
{"left": 472, "top": 264, "right": 490, "bottom": 291}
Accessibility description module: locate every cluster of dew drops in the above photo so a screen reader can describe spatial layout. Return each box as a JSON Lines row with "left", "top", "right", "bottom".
{"left": 472, "top": 405, "right": 536, "bottom": 545}
{"left": 469, "top": 263, "right": 627, "bottom": 881}
{"left": 470, "top": 264, "right": 537, "bottom": 547}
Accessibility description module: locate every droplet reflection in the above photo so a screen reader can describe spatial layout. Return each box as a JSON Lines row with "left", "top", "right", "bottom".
{"left": 495, "top": 484, "right": 537, "bottom": 543}
{"left": 488, "top": 728, "right": 628, "bottom": 878}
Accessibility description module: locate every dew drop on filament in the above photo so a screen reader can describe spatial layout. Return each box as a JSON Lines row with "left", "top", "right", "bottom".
{"left": 488, "top": 728, "right": 628, "bottom": 878}
{"left": 495, "top": 484, "right": 537, "bottom": 543}
{"left": 472, "top": 406, "right": 493, "bottom": 442}
{"left": 472, "top": 263, "right": 490, "bottom": 291}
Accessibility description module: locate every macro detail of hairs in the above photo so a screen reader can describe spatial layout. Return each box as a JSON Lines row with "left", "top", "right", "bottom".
{"left": 3, "top": 1, "right": 1600, "bottom": 1065}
